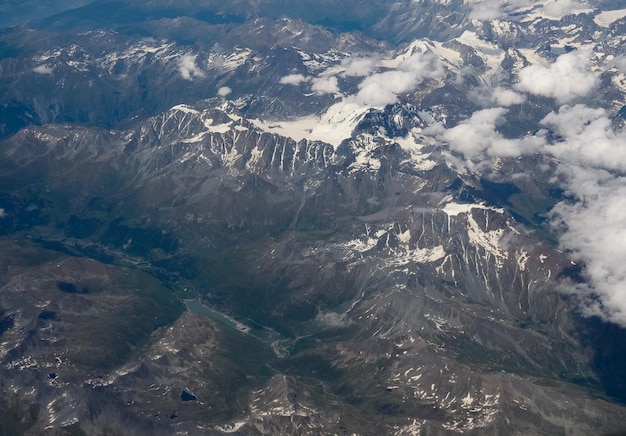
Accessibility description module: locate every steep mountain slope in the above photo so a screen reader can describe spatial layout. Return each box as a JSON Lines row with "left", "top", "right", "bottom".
{"left": 1, "top": 0, "right": 626, "bottom": 434}
{"left": 1, "top": 100, "right": 625, "bottom": 434}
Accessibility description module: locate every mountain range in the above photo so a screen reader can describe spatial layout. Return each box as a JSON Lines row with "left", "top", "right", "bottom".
{"left": 1, "top": 0, "right": 626, "bottom": 434}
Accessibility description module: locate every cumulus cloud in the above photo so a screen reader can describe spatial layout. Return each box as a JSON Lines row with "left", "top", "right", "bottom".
{"left": 429, "top": 104, "right": 626, "bottom": 166}
{"left": 538, "top": 0, "right": 590, "bottom": 18}
{"left": 178, "top": 54, "right": 205, "bottom": 80}
{"left": 540, "top": 105, "right": 626, "bottom": 171}
{"left": 430, "top": 101, "right": 626, "bottom": 326}
{"left": 491, "top": 87, "right": 526, "bottom": 106}
{"left": 426, "top": 107, "right": 542, "bottom": 159}
{"left": 353, "top": 53, "right": 444, "bottom": 106}
{"left": 279, "top": 74, "right": 309, "bottom": 85}
{"left": 279, "top": 53, "right": 441, "bottom": 105}
{"left": 466, "top": 85, "right": 525, "bottom": 108}
{"left": 465, "top": 0, "right": 504, "bottom": 20}
{"left": 311, "top": 76, "right": 340, "bottom": 95}
{"left": 537, "top": 105, "right": 626, "bottom": 325}
{"left": 612, "top": 56, "right": 626, "bottom": 72}
{"left": 340, "top": 56, "right": 378, "bottom": 77}
{"left": 549, "top": 166, "right": 626, "bottom": 325}
{"left": 33, "top": 65, "right": 53, "bottom": 75}
{"left": 279, "top": 73, "right": 339, "bottom": 95}
{"left": 516, "top": 49, "right": 599, "bottom": 103}
{"left": 217, "top": 86, "right": 232, "bottom": 97}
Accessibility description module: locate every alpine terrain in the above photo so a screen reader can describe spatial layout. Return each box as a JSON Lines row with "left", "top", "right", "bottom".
{"left": 1, "top": 0, "right": 626, "bottom": 434}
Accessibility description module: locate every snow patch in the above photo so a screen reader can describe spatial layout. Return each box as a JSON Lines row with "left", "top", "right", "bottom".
{"left": 516, "top": 250, "right": 529, "bottom": 271}
{"left": 33, "top": 65, "right": 53, "bottom": 74}
{"left": 594, "top": 9, "right": 626, "bottom": 27}
{"left": 204, "top": 121, "right": 233, "bottom": 134}
{"left": 461, "top": 392, "right": 474, "bottom": 408}
{"left": 466, "top": 213, "right": 506, "bottom": 265}
{"left": 220, "top": 48, "right": 253, "bottom": 71}
{"left": 456, "top": 31, "right": 505, "bottom": 79}
{"left": 395, "top": 131, "right": 439, "bottom": 171}
{"left": 171, "top": 104, "right": 200, "bottom": 115}
{"left": 182, "top": 132, "right": 208, "bottom": 143}
{"left": 440, "top": 202, "right": 504, "bottom": 217}
{"left": 251, "top": 101, "right": 369, "bottom": 147}
{"left": 215, "top": 422, "right": 247, "bottom": 433}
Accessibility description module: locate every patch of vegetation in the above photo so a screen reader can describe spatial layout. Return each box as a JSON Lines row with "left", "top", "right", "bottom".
{"left": 274, "top": 353, "right": 342, "bottom": 382}
{"left": 64, "top": 215, "right": 101, "bottom": 239}
{"left": 152, "top": 254, "right": 200, "bottom": 280}
{"left": 0, "top": 193, "right": 50, "bottom": 236}
{"left": 197, "top": 249, "right": 300, "bottom": 336}
{"left": 64, "top": 268, "right": 184, "bottom": 370}
{"left": 101, "top": 217, "right": 179, "bottom": 258}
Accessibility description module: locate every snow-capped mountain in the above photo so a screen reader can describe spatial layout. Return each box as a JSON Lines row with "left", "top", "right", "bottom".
{"left": 1, "top": 0, "right": 626, "bottom": 434}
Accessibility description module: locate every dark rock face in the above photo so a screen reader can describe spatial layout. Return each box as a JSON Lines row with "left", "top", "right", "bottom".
{"left": 0, "top": 1, "right": 625, "bottom": 435}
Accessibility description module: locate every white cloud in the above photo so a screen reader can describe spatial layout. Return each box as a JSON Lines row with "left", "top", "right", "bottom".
{"left": 340, "top": 56, "right": 378, "bottom": 77}
{"left": 430, "top": 102, "right": 626, "bottom": 326}
{"left": 279, "top": 74, "right": 340, "bottom": 95}
{"left": 279, "top": 74, "right": 309, "bottom": 85}
{"left": 33, "top": 65, "right": 53, "bottom": 75}
{"left": 178, "top": 54, "right": 205, "bottom": 80}
{"left": 537, "top": 105, "right": 626, "bottom": 326}
{"left": 311, "top": 76, "right": 339, "bottom": 95}
{"left": 612, "top": 56, "right": 626, "bottom": 72}
{"left": 426, "top": 107, "right": 542, "bottom": 159}
{"left": 549, "top": 166, "right": 626, "bottom": 326}
{"left": 217, "top": 86, "right": 232, "bottom": 97}
{"left": 491, "top": 87, "right": 526, "bottom": 106}
{"left": 540, "top": 105, "right": 626, "bottom": 171}
{"left": 280, "top": 53, "right": 441, "bottom": 106}
{"left": 0, "top": 208, "right": 5, "bottom": 218}
{"left": 353, "top": 53, "right": 444, "bottom": 106}
{"left": 538, "top": 0, "right": 590, "bottom": 19}
{"left": 465, "top": 0, "right": 504, "bottom": 20}
{"left": 280, "top": 53, "right": 442, "bottom": 102}
{"left": 516, "top": 50, "right": 599, "bottom": 103}
{"left": 466, "top": 85, "right": 525, "bottom": 109}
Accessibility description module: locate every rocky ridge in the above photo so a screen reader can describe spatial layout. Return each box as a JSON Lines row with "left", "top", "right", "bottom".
{"left": 0, "top": 0, "right": 626, "bottom": 434}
